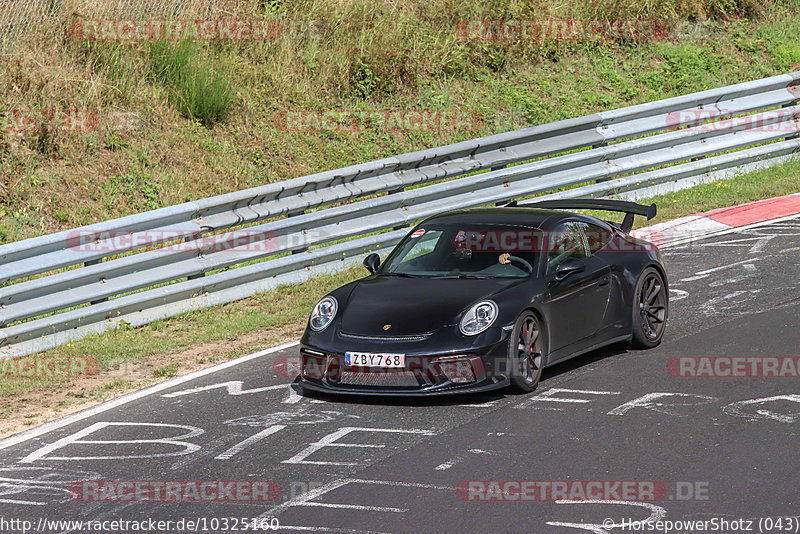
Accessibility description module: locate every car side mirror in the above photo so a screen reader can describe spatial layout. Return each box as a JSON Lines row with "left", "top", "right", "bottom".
{"left": 363, "top": 253, "right": 381, "bottom": 274}
{"left": 554, "top": 257, "right": 585, "bottom": 282}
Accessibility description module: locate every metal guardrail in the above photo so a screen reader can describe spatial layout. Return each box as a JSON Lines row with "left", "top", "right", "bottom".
{"left": 1, "top": 71, "right": 799, "bottom": 357}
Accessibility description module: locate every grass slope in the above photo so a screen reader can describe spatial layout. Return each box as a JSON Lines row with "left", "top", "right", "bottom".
{"left": 1, "top": 0, "right": 799, "bottom": 242}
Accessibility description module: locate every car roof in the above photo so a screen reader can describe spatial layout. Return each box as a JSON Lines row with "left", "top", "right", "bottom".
{"left": 419, "top": 207, "right": 608, "bottom": 229}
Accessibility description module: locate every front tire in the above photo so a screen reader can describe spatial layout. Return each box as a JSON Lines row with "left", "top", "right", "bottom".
{"left": 508, "top": 312, "right": 545, "bottom": 393}
{"left": 630, "top": 267, "right": 668, "bottom": 348}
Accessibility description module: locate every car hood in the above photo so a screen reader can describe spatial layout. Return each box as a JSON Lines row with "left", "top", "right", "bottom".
{"left": 338, "top": 275, "right": 522, "bottom": 336}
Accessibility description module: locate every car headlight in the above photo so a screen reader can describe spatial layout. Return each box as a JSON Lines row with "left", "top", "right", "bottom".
{"left": 459, "top": 300, "right": 498, "bottom": 336}
{"left": 309, "top": 296, "right": 338, "bottom": 332}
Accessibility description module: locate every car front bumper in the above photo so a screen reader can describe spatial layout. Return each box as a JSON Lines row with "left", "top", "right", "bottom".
{"left": 297, "top": 328, "right": 512, "bottom": 396}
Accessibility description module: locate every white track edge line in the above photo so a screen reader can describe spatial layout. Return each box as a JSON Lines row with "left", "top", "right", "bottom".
{"left": 0, "top": 340, "right": 298, "bottom": 451}
{"left": 659, "top": 212, "right": 800, "bottom": 249}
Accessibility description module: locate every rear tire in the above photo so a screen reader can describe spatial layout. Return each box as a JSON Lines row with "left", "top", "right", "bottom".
{"left": 508, "top": 312, "right": 545, "bottom": 393}
{"left": 630, "top": 267, "right": 668, "bottom": 349}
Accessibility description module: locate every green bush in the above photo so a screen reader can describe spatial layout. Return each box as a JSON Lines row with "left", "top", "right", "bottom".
{"left": 771, "top": 42, "right": 800, "bottom": 71}
{"left": 148, "top": 41, "right": 235, "bottom": 127}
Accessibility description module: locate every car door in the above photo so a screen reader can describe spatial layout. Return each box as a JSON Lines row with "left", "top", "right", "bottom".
{"left": 544, "top": 221, "right": 612, "bottom": 357}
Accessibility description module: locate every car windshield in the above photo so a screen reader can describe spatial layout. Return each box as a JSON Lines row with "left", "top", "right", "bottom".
{"left": 378, "top": 223, "right": 542, "bottom": 278}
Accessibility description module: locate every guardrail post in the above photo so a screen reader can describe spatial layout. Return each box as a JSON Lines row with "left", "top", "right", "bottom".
{"left": 391, "top": 187, "right": 407, "bottom": 229}
{"left": 691, "top": 138, "right": 709, "bottom": 162}
{"left": 185, "top": 233, "right": 205, "bottom": 280}
{"left": 782, "top": 101, "right": 799, "bottom": 140}
{"left": 288, "top": 211, "right": 309, "bottom": 254}
{"left": 84, "top": 259, "right": 109, "bottom": 304}
{"left": 492, "top": 165, "right": 508, "bottom": 206}
{"left": 593, "top": 141, "right": 610, "bottom": 183}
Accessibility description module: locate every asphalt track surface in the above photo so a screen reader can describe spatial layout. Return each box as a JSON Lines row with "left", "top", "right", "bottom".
{"left": 1, "top": 218, "right": 799, "bottom": 534}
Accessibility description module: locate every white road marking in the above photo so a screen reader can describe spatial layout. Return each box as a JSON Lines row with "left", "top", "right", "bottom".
{"left": 224, "top": 409, "right": 350, "bottom": 427}
{"left": 546, "top": 499, "right": 667, "bottom": 533}
{"left": 276, "top": 526, "right": 391, "bottom": 533}
{"left": 658, "top": 212, "right": 800, "bottom": 249}
{"left": 161, "top": 382, "right": 287, "bottom": 398}
{"left": 0, "top": 498, "right": 46, "bottom": 505}
{"left": 436, "top": 448, "right": 494, "bottom": 470}
{"left": 283, "top": 387, "right": 325, "bottom": 404}
{"left": 214, "top": 425, "right": 287, "bottom": 460}
{"left": 699, "top": 289, "right": 762, "bottom": 316}
{"left": 262, "top": 478, "right": 353, "bottom": 517}
{"left": 260, "top": 478, "right": 452, "bottom": 519}
{"left": 723, "top": 395, "right": 800, "bottom": 423}
{"left": 458, "top": 400, "right": 500, "bottom": 408}
{"left": 695, "top": 234, "right": 777, "bottom": 253}
{"left": 520, "top": 388, "right": 621, "bottom": 407}
{"left": 680, "top": 257, "right": 766, "bottom": 282}
{"left": 283, "top": 427, "right": 435, "bottom": 466}
{"left": 0, "top": 341, "right": 297, "bottom": 451}
{"left": 668, "top": 288, "right": 689, "bottom": 301}
{"left": 0, "top": 477, "right": 75, "bottom": 506}
{"left": 20, "top": 422, "right": 204, "bottom": 463}
{"left": 300, "top": 502, "right": 407, "bottom": 513}
{"left": 607, "top": 393, "right": 717, "bottom": 417}
{"left": 0, "top": 467, "right": 101, "bottom": 506}
{"left": 283, "top": 387, "right": 304, "bottom": 404}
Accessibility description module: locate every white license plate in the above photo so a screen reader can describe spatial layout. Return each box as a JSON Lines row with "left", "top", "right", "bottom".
{"left": 345, "top": 352, "right": 405, "bottom": 368}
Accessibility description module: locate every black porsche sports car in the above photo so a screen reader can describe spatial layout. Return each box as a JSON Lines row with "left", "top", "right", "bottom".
{"left": 298, "top": 199, "right": 668, "bottom": 396}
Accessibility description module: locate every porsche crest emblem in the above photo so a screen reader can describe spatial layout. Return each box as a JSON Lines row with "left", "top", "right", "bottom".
{"left": 383, "top": 324, "right": 391, "bottom": 330}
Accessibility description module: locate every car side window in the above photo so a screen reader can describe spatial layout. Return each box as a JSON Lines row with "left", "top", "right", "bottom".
{"left": 547, "top": 221, "right": 589, "bottom": 273}
{"left": 583, "top": 222, "right": 613, "bottom": 254}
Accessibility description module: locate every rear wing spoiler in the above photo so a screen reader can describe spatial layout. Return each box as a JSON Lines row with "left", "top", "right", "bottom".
{"left": 507, "top": 199, "right": 657, "bottom": 232}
